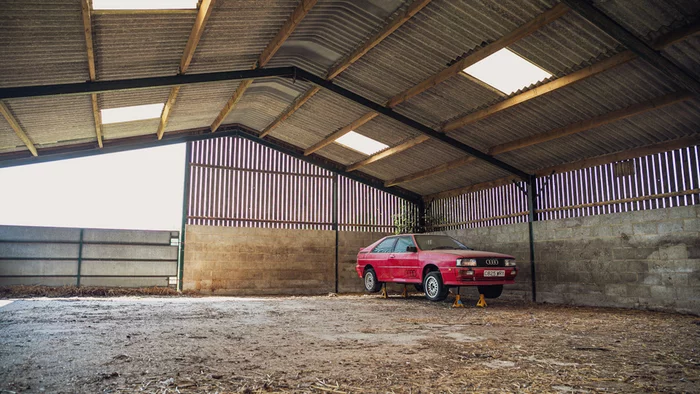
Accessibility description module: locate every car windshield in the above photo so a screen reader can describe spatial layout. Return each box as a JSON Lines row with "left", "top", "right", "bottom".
{"left": 414, "top": 235, "right": 470, "bottom": 251}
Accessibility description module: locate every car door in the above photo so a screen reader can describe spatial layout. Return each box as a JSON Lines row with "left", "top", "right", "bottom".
{"left": 369, "top": 237, "right": 397, "bottom": 282}
{"left": 390, "top": 236, "right": 420, "bottom": 283}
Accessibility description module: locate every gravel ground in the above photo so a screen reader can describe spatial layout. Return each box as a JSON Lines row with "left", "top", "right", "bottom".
{"left": 0, "top": 294, "right": 699, "bottom": 393}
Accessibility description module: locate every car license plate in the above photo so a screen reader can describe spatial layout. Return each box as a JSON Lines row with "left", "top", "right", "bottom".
{"left": 484, "top": 270, "right": 505, "bottom": 277}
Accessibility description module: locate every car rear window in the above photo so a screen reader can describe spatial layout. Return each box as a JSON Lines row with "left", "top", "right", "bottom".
{"left": 372, "top": 237, "right": 397, "bottom": 253}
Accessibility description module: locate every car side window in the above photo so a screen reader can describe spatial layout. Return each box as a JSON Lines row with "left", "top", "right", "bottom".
{"left": 372, "top": 238, "right": 397, "bottom": 253}
{"left": 393, "top": 236, "right": 416, "bottom": 253}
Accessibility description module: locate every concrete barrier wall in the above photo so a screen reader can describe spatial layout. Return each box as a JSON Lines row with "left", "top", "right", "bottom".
{"left": 183, "top": 225, "right": 336, "bottom": 295}
{"left": 433, "top": 205, "right": 700, "bottom": 314}
{"left": 0, "top": 225, "right": 179, "bottom": 288}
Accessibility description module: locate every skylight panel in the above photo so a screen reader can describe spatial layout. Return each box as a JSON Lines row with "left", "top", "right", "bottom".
{"left": 93, "top": 0, "right": 198, "bottom": 10}
{"left": 463, "top": 48, "right": 552, "bottom": 95}
{"left": 335, "top": 131, "right": 389, "bottom": 156}
{"left": 101, "top": 104, "right": 165, "bottom": 124}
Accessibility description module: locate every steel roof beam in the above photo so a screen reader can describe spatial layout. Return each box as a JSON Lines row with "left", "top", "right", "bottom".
{"left": 295, "top": 68, "right": 531, "bottom": 180}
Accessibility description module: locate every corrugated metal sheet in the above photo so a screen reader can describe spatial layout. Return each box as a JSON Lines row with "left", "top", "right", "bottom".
{"left": 446, "top": 58, "right": 680, "bottom": 152}
{"left": 93, "top": 12, "right": 195, "bottom": 80}
{"left": 331, "top": 0, "right": 559, "bottom": 104}
{"left": 2, "top": 96, "right": 96, "bottom": 146}
{"left": 661, "top": 35, "right": 700, "bottom": 81}
{"left": 185, "top": 0, "right": 299, "bottom": 74}
{"left": 165, "top": 80, "right": 242, "bottom": 133}
{"left": 266, "top": 0, "right": 408, "bottom": 77}
{"left": 593, "top": 0, "right": 700, "bottom": 42}
{"left": 0, "top": 118, "right": 25, "bottom": 153}
{"left": 404, "top": 160, "right": 512, "bottom": 195}
{"left": 0, "top": 0, "right": 89, "bottom": 88}
{"left": 358, "top": 138, "right": 465, "bottom": 179}
{"left": 498, "top": 99, "right": 700, "bottom": 171}
{"left": 268, "top": 89, "right": 370, "bottom": 145}
{"left": 224, "top": 78, "right": 308, "bottom": 131}
{"left": 103, "top": 119, "right": 160, "bottom": 140}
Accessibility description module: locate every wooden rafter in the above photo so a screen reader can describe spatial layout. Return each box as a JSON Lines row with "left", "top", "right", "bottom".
{"left": 81, "top": 0, "right": 103, "bottom": 148}
{"left": 305, "top": 3, "right": 568, "bottom": 160}
{"left": 304, "top": 112, "right": 379, "bottom": 156}
{"left": 259, "top": 0, "right": 433, "bottom": 139}
{"left": 157, "top": 0, "right": 216, "bottom": 140}
{"left": 347, "top": 135, "right": 429, "bottom": 172}
{"left": 0, "top": 102, "right": 37, "bottom": 157}
{"left": 424, "top": 135, "right": 700, "bottom": 202}
{"left": 388, "top": 90, "right": 693, "bottom": 187}
{"left": 210, "top": 0, "right": 317, "bottom": 133}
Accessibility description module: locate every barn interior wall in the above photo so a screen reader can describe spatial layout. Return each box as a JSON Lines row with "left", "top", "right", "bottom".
{"left": 434, "top": 204, "right": 700, "bottom": 315}
{"left": 184, "top": 225, "right": 391, "bottom": 295}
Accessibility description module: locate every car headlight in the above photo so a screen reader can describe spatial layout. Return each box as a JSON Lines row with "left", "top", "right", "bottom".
{"left": 456, "top": 258, "right": 477, "bottom": 267}
{"left": 505, "top": 259, "right": 516, "bottom": 267}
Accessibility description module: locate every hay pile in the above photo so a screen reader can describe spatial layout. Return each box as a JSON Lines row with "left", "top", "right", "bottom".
{"left": 0, "top": 285, "right": 191, "bottom": 298}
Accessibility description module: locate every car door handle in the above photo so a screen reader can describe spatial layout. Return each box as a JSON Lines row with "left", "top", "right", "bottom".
{"left": 389, "top": 254, "right": 395, "bottom": 258}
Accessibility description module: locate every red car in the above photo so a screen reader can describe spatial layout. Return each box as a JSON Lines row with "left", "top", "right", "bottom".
{"left": 356, "top": 234, "right": 517, "bottom": 301}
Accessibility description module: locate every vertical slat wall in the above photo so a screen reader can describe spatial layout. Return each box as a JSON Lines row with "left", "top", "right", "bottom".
{"left": 428, "top": 145, "right": 700, "bottom": 230}
{"left": 187, "top": 137, "right": 418, "bottom": 232}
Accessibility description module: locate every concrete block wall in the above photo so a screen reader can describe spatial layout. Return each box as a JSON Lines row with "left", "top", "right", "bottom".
{"left": 435, "top": 205, "right": 700, "bottom": 314}
{"left": 337, "top": 231, "right": 389, "bottom": 293}
{"left": 183, "top": 225, "right": 336, "bottom": 295}
{"left": 0, "top": 225, "right": 178, "bottom": 288}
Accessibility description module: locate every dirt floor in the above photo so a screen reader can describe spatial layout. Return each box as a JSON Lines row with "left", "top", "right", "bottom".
{"left": 0, "top": 293, "right": 699, "bottom": 393}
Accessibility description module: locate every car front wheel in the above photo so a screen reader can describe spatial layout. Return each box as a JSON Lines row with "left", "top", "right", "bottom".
{"left": 364, "top": 268, "right": 381, "bottom": 293}
{"left": 478, "top": 285, "right": 503, "bottom": 299}
{"left": 423, "top": 271, "right": 448, "bottom": 301}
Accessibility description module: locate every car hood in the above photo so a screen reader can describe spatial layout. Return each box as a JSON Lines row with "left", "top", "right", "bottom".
{"left": 421, "top": 250, "right": 514, "bottom": 259}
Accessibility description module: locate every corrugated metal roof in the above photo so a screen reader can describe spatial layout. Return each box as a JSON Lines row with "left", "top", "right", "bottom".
{"left": 594, "top": 0, "right": 700, "bottom": 42}
{"left": 224, "top": 78, "right": 308, "bottom": 131}
{"left": 266, "top": 0, "right": 408, "bottom": 77}
{"left": 3, "top": 95, "right": 95, "bottom": 146}
{"left": 164, "top": 80, "right": 242, "bottom": 133}
{"left": 446, "top": 58, "right": 681, "bottom": 152}
{"left": 330, "top": 0, "right": 560, "bottom": 104}
{"left": 0, "top": 118, "right": 25, "bottom": 154}
{"left": 0, "top": 0, "right": 88, "bottom": 88}
{"left": 93, "top": 12, "right": 195, "bottom": 80}
{"left": 185, "top": 0, "right": 299, "bottom": 74}
{"left": 1, "top": 0, "right": 699, "bottom": 198}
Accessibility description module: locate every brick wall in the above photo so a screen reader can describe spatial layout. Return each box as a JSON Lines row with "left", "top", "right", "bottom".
{"left": 183, "top": 225, "right": 335, "bottom": 295}
{"left": 434, "top": 205, "right": 700, "bottom": 314}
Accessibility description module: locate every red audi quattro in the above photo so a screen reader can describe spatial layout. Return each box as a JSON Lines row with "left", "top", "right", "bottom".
{"left": 356, "top": 234, "right": 517, "bottom": 301}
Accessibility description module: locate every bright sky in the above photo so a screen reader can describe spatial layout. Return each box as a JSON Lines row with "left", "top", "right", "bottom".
{"left": 0, "top": 144, "right": 186, "bottom": 231}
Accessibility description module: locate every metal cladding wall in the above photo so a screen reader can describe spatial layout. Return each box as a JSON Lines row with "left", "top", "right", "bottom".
{"left": 0, "top": 225, "right": 179, "bottom": 288}
{"left": 429, "top": 144, "right": 700, "bottom": 230}
{"left": 186, "top": 136, "right": 419, "bottom": 232}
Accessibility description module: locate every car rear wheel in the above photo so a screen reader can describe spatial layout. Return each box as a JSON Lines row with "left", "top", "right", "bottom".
{"left": 364, "top": 268, "right": 381, "bottom": 293}
{"left": 423, "top": 271, "right": 448, "bottom": 301}
{"left": 478, "top": 285, "right": 503, "bottom": 299}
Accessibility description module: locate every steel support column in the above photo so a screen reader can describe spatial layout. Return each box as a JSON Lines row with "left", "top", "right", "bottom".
{"left": 177, "top": 142, "right": 192, "bottom": 291}
{"left": 333, "top": 173, "right": 339, "bottom": 293}
{"left": 76, "top": 229, "right": 84, "bottom": 287}
{"left": 526, "top": 175, "right": 538, "bottom": 302}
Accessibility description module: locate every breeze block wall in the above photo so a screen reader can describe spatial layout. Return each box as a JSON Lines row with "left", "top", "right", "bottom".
{"left": 183, "top": 225, "right": 335, "bottom": 295}
{"left": 434, "top": 205, "right": 700, "bottom": 314}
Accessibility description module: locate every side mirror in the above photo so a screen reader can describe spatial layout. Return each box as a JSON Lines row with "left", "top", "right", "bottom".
{"left": 406, "top": 246, "right": 418, "bottom": 253}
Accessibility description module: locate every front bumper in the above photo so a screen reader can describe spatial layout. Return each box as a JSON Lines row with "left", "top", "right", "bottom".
{"left": 441, "top": 266, "right": 517, "bottom": 286}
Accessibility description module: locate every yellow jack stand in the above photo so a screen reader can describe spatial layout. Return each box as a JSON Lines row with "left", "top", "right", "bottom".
{"left": 380, "top": 283, "right": 388, "bottom": 299}
{"left": 476, "top": 294, "right": 487, "bottom": 308}
{"left": 452, "top": 294, "right": 465, "bottom": 308}
{"left": 401, "top": 285, "right": 408, "bottom": 298}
